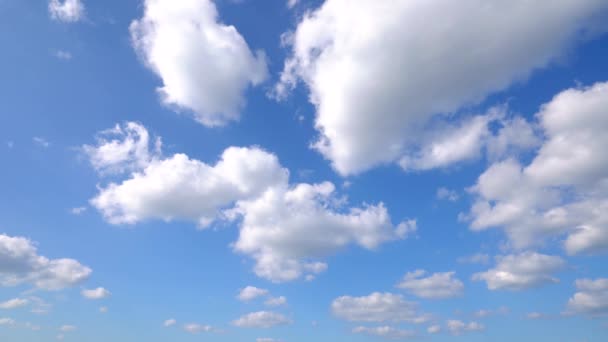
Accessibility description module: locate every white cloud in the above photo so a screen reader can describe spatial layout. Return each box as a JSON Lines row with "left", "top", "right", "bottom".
{"left": 567, "top": 278, "right": 608, "bottom": 317}
{"left": 473, "top": 252, "right": 564, "bottom": 291}
{"left": 237, "top": 286, "right": 269, "bottom": 302}
{"left": 81, "top": 287, "right": 111, "bottom": 300}
{"left": 352, "top": 326, "right": 415, "bottom": 339}
{"left": 60, "top": 325, "right": 76, "bottom": 332}
{"left": 0, "top": 318, "right": 15, "bottom": 326}
{"left": 277, "top": 0, "right": 608, "bottom": 175}
{"left": 257, "top": 338, "right": 283, "bottom": 342}
{"left": 82, "top": 122, "right": 161, "bottom": 176}
{"left": 446, "top": 320, "right": 484, "bottom": 335}
{"left": 265, "top": 296, "right": 287, "bottom": 307}
{"left": 526, "top": 312, "right": 545, "bottom": 320}
{"left": 0, "top": 234, "right": 91, "bottom": 291}
{"left": 427, "top": 325, "right": 441, "bottom": 334}
{"left": 33, "top": 137, "right": 50, "bottom": 148}
{"left": 331, "top": 292, "right": 424, "bottom": 323}
{"left": 436, "top": 188, "right": 459, "bottom": 202}
{"left": 396, "top": 270, "right": 463, "bottom": 299}
{"left": 49, "top": 0, "right": 84, "bottom": 23}
{"left": 183, "top": 323, "right": 215, "bottom": 334}
{"left": 0, "top": 298, "right": 28, "bottom": 310}
{"left": 89, "top": 123, "right": 411, "bottom": 282}
{"left": 70, "top": 207, "right": 87, "bottom": 215}
{"left": 53, "top": 50, "right": 73, "bottom": 61}
{"left": 130, "top": 0, "right": 268, "bottom": 127}
{"left": 466, "top": 82, "right": 608, "bottom": 252}
{"left": 163, "top": 319, "right": 176, "bottom": 327}
{"left": 232, "top": 311, "right": 292, "bottom": 328}
{"left": 286, "top": 0, "right": 298, "bottom": 9}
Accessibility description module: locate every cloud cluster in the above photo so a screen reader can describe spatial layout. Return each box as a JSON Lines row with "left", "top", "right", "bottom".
{"left": 396, "top": 270, "right": 463, "bottom": 299}
{"left": 473, "top": 252, "right": 564, "bottom": 291}
{"left": 130, "top": 0, "right": 268, "bottom": 126}
{"left": 277, "top": 0, "right": 608, "bottom": 175}
{"left": 87, "top": 123, "right": 412, "bottom": 282}
{"left": 0, "top": 234, "right": 91, "bottom": 291}
{"left": 466, "top": 82, "right": 608, "bottom": 253}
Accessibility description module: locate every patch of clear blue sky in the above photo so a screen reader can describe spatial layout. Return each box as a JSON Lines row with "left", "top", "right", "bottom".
{"left": 0, "top": 0, "right": 607, "bottom": 341}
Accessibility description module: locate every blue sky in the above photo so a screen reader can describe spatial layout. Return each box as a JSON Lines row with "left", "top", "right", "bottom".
{"left": 1, "top": 0, "right": 608, "bottom": 341}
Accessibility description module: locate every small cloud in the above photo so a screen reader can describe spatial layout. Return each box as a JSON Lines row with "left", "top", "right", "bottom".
{"left": 437, "top": 187, "right": 459, "bottom": 201}
{"left": 59, "top": 325, "right": 76, "bottom": 332}
{"left": 183, "top": 323, "right": 215, "bottom": 334}
{"left": 81, "top": 287, "right": 111, "bottom": 300}
{"left": 33, "top": 137, "right": 50, "bottom": 148}
{"left": 99, "top": 306, "right": 108, "bottom": 313}
{"left": 53, "top": 50, "right": 73, "bottom": 61}
{"left": 163, "top": 319, "right": 176, "bottom": 327}
{"left": 265, "top": 296, "right": 287, "bottom": 307}
{"left": 0, "top": 298, "right": 29, "bottom": 310}
{"left": 0, "top": 318, "right": 16, "bottom": 326}
{"left": 70, "top": 207, "right": 87, "bottom": 215}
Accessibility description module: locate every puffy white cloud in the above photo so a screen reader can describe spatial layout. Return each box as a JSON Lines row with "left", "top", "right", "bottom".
{"left": 352, "top": 326, "right": 415, "bottom": 339}
{"left": 91, "top": 146, "right": 286, "bottom": 227}
{"left": 466, "top": 82, "right": 608, "bottom": 252}
{"left": 473, "top": 252, "right": 564, "bottom": 291}
{"left": 396, "top": 270, "right": 463, "bottom": 299}
{"left": 183, "top": 323, "right": 215, "bottom": 334}
{"left": 237, "top": 286, "right": 269, "bottom": 302}
{"left": 232, "top": 311, "right": 292, "bottom": 328}
{"left": 163, "top": 319, "right": 176, "bottom": 327}
{"left": 89, "top": 123, "right": 412, "bottom": 282}
{"left": 130, "top": 0, "right": 268, "bottom": 127}
{"left": 232, "top": 182, "right": 415, "bottom": 282}
{"left": 277, "top": 0, "right": 608, "bottom": 175}
{"left": 265, "top": 296, "right": 287, "bottom": 307}
{"left": 81, "top": 287, "right": 111, "bottom": 300}
{"left": 446, "top": 320, "right": 484, "bottom": 335}
{"left": 567, "top": 278, "right": 608, "bottom": 317}
{"left": 331, "top": 292, "right": 425, "bottom": 323}
{"left": 0, "top": 298, "right": 28, "bottom": 310}
{"left": 82, "top": 122, "right": 161, "bottom": 175}
{"left": 0, "top": 234, "right": 91, "bottom": 291}
{"left": 49, "top": 0, "right": 84, "bottom": 23}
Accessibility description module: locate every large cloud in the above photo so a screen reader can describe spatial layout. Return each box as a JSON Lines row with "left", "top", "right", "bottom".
{"left": 472, "top": 252, "right": 565, "bottom": 291}
{"left": 87, "top": 123, "right": 412, "bottom": 282}
{"left": 466, "top": 82, "right": 608, "bottom": 252}
{"left": 277, "top": 0, "right": 608, "bottom": 175}
{"left": 130, "top": 0, "right": 268, "bottom": 126}
{"left": 0, "top": 234, "right": 91, "bottom": 291}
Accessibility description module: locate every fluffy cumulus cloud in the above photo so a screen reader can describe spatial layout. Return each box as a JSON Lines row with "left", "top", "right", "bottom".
{"left": 352, "top": 326, "right": 415, "bottom": 339}
{"left": 277, "top": 0, "right": 608, "bottom": 175}
{"left": 48, "top": 0, "right": 85, "bottom": 22}
{"left": 567, "top": 278, "right": 608, "bottom": 317}
{"left": 465, "top": 82, "right": 608, "bottom": 252}
{"left": 130, "top": 0, "right": 268, "bottom": 127}
{"left": 331, "top": 292, "right": 426, "bottom": 323}
{"left": 232, "top": 311, "right": 292, "bottom": 328}
{"left": 88, "top": 123, "right": 412, "bottom": 282}
{"left": 446, "top": 320, "right": 484, "bottom": 335}
{"left": 81, "top": 287, "right": 111, "bottom": 300}
{"left": 237, "top": 286, "right": 269, "bottom": 302}
{"left": 396, "top": 270, "right": 464, "bottom": 299}
{"left": 0, "top": 234, "right": 91, "bottom": 291}
{"left": 473, "top": 252, "right": 565, "bottom": 291}
{"left": 82, "top": 122, "right": 161, "bottom": 175}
